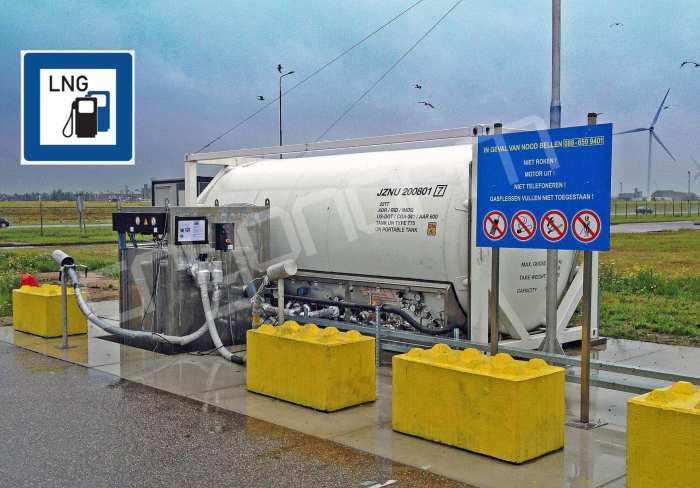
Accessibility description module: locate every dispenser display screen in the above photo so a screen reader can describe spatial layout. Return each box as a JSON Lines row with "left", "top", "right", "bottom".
{"left": 175, "top": 216, "right": 208, "bottom": 245}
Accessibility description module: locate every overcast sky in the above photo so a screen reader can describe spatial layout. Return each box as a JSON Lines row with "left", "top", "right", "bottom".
{"left": 1, "top": 0, "right": 699, "bottom": 194}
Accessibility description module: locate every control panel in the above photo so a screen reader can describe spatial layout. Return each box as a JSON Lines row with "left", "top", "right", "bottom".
{"left": 112, "top": 210, "right": 168, "bottom": 236}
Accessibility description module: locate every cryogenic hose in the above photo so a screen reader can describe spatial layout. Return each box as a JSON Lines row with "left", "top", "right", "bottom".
{"left": 55, "top": 249, "right": 215, "bottom": 348}
{"left": 67, "top": 267, "right": 210, "bottom": 345}
{"left": 199, "top": 279, "right": 244, "bottom": 365}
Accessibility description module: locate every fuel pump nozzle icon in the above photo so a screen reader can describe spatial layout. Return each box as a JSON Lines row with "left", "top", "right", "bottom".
{"left": 62, "top": 97, "right": 97, "bottom": 138}
{"left": 61, "top": 90, "right": 110, "bottom": 138}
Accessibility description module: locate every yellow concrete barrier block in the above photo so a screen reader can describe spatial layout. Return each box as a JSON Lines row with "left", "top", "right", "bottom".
{"left": 627, "top": 381, "right": 700, "bottom": 488}
{"left": 12, "top": 284, "right": 87, "bottom": 338}
{"left": 246, "top": 321, "right": 375, "bottom": 412}
{"left": 392, "top": 344, "right": 565, "bottom": 463}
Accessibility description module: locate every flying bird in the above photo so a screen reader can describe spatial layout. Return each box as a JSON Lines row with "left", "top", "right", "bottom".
{"left": 663, "top": 104, "right": 674, "bottom": 110}
{"left": 277, "top": 64, "right": 283, "bottom": 73}
{"left": 418, "top": 101, "right": 435, "bottom": 109}
{"left": 680, "top": 61, "right": 700, "bottom": 68}
{"left": 257, "top": 96, "right": 265, "bottom": 101}
{"left": 412, "top": 83, "right": 422, "bottom": 89}
{"left": 609, "top": 22, "right": 623, "bottom": 28}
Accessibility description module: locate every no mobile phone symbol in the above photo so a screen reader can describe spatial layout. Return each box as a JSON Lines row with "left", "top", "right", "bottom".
{"left": 483, "top": 210, "right": 507, "bottom": 241}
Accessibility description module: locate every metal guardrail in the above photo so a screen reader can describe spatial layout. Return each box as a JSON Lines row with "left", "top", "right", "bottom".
{"left": 292, "top": 316, "right": 700, "bottom": 393}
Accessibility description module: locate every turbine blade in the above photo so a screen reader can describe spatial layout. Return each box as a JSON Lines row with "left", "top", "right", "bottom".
{"left": 651, "top": 131, "right": 676, "bottom": 161}
{"left": 614, "top": 127, "right": 647, "bottom": 135}
{"left": 651, "top": 88, "right": 671, "bottom": 126}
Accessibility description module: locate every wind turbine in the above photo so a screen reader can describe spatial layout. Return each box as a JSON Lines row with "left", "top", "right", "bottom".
{"left": 692, "top": 156, "right": 700, "bottom": 186}
{"left": 615, "top": 88, "right": 676, "bottom": 199}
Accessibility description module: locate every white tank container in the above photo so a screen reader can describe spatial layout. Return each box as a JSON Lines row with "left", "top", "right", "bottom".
{"left": 198, "top": 145, "right": 575, "bottom": 332}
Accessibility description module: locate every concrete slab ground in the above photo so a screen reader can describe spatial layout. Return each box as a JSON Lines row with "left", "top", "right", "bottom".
{"left": 3, "top": 299, "right": 699, "bottom": 487}
{"left": 0, "top": 342, "right": 464, "bottom": 488}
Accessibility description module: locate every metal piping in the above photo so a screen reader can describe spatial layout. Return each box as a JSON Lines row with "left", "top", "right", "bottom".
{"left": 280, "top": 294, "right": 458, "bottom": 336}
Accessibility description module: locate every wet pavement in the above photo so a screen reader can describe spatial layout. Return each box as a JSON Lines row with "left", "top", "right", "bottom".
{"left": 0, "top": 342, "right": 468, "bottom": 488}
{"left": 611, "top": 220, "right": 700, "bottom": 233}
{"left": 5, "top": 299, "right": 700, "bottom": 487}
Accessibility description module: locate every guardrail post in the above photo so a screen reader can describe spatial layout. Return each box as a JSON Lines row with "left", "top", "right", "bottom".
{"left": 375, "top": 305, "right": 382, "bottom": 368}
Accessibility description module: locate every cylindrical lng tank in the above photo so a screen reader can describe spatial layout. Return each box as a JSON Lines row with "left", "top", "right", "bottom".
{"left": 198, "top": 145, "right": 575, "bottom": 332}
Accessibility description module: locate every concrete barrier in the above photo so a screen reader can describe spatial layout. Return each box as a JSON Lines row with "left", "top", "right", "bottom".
{"left": 627, "top": 381, "right": 699, "bottom": 487}
{"left": 392, "top": 344, "right": 565, "bottom": 463}
{"left": 246, "top": 321, "right": 375, "bottom": 411}
{"left": 12, "top": 284, "right": 87, "bottom": 337}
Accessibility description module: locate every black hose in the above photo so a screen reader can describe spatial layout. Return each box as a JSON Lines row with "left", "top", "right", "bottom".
{"left": 230, "top": 355, "right": 245, "bottom": 365}
{"left": 380, "top": 304, "right": 457, "bottom": 336}
{"left": 282, "top": 294, "right": 458, "bottom": 336}
{"left": 283, "top": 294, "right": 373, "bottom": 311}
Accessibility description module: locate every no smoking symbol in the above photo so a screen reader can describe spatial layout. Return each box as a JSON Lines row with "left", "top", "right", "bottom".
{"left": 511, "top": 210, "right": 536, "bottom": 241}
{"left": 540, "top": 210, "right": 568, "bottom": 242}
{"left": 572, "top": 209, "right": 601, "bottom": 243}
{"left": 483, "top": 210, "right": 507, "bottom": 241}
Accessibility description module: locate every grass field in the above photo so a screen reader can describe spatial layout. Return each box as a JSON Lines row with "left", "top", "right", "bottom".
{"left": 599, "top": 229, "right": 700, "bottom": 346}
{"left": 0, "top": 245, "right": 118, "bottom": 317}
{"left": 0, "top": 226, "right": 122, "bottom": 245}
{"left": 0, "top": 200, "right": 148, "bottom": 225}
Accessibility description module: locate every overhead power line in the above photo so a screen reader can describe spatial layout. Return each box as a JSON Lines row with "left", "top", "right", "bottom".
{"left": 315, "top": 0, "right": 464, "bottom": 141}
{"left": 195, "top": 0, "right": 428, "bottom": 153}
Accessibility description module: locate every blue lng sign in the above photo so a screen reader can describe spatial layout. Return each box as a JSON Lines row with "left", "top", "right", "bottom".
{"left": 21, "top": 50, "right": 134, "bottom": 165}
{"left": 476, "top": 124, "right": 612, "bottom": 251}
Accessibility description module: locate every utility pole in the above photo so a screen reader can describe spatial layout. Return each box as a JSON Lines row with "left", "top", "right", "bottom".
{"left": 540, "top": 0, "right": 564, "bottom": 354}
{"left": 278, "top": 67, "right": 295, "bottom": 159}
{"left": 619, "top": 181, "right": 623, "bottom": 197}
{"left": 550, "top": 0, "right": 561, "bottom": 129}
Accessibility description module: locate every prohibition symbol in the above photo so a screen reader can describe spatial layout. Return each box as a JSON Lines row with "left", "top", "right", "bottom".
{"left": 572, "top": 209, "right": 601, "bottom": 243}
{"left": 540, "top": 210, "right": 568, "bottom": 242}
{"left": 511, "top": 210, "right": 536, "bottom": 241}
{"left": 483, "top": 210, "right": 507, "bottom": 241}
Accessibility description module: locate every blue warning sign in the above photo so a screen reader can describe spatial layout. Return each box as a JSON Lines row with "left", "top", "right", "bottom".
{"left": 475, "top": 124, "right": 612, "bottom": 251}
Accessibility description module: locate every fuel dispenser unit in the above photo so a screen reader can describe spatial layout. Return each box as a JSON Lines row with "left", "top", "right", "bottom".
{"left": 107, "top": 205, "right": 270, "bottom": 357}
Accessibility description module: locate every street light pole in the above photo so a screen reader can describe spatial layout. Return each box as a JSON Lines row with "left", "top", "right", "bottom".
{"left": 278, "top": 69, "right": 295, "bottom": 159}
{"left": 540, "top": 0, "right": 564, "bottom": 355}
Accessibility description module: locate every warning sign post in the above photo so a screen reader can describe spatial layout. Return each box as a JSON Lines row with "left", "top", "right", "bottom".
{"left": 475, "top": 117, "right": 612, "bottom": 429}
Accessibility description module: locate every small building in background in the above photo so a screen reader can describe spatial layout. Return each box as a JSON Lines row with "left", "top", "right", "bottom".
{"left": 618, "top": 188, "right": 644, "bottom": 200}
{"left": 651, "top": 190, "right": 699, "bottom": 201}
{"left": 151, "top": 177, "right": 213, "bottom": 206}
